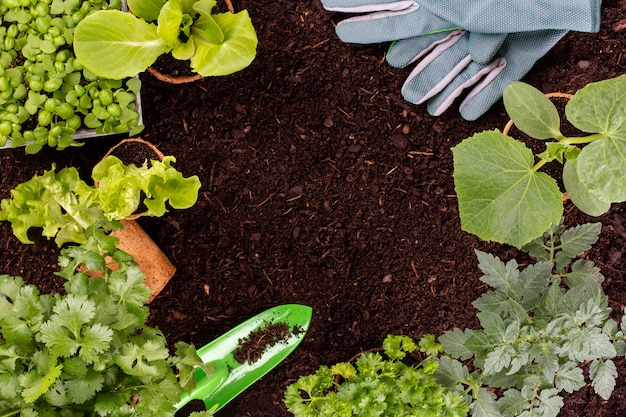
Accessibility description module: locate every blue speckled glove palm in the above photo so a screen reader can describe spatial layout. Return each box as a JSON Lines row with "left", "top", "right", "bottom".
{"left": 321, "top": 0, "right": 601, "bottom": 119}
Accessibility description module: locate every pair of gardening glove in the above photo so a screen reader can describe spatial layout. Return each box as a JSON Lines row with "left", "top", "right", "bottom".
{"left": 321, "top": 0, "right": 602, "bottom": 120}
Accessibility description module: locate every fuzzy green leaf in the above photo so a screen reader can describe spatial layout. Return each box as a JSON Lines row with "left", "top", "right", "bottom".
{"left": 556, "top": 222, "right": 602, "bottom": 266}
{"left": 554, "top": 362, "right": 585, "bottom": 393}
{"left": 471, "top": 388, "right": 502, "bottom": 417}
{"left": 439, "top": 328, "right": 474, "bottom": 360}
{"left": 497, "top": 389, "right": 529, "bottom": 417}
{"left": 589, "top": 359, "right": 617, "bottom": 400}
{"left": 475, "top": 250, "right": 520, "bottom": 295}
{"left": 536, "top": 388, "right": 563, "bottom": 417}
{"left": 503, "top": 82, "right": 562, "bottom": 140}
{"left": 452, "top": 131, "right": 563, "bottom": 248}
{"left": 565, "top": 260, "right": 604, "bottom": 297}
{"left": 566, "top": 75, "right": 626, "bottom": 203}
{"left": 563, "top": 158, "right": 611, "bottom": 216}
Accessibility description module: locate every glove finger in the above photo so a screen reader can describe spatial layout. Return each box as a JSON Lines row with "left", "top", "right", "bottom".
{"left": 385, "top": 31, "right": 452, "bottom": 68}
{"left": 322, "top": 0, "right": 414, "bottom": 13}
{"left": 424, "top": 58, "right": 506, "bottom": 118}
{"left": 457, "top": 30, "right": 568, "bottom": 120}
{"left": 466, "top": 33, "right": 507, "bottom": 64}
{"left": 334, "top": 5, "right": 455, "bottom": 44}
{"left": 399, "top": 31, "right": 472, "bottom": 104}
{"left": 417, "top": 0, "right": 600, "bottom": 33}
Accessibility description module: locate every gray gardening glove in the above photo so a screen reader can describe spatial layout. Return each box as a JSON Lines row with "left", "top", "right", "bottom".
{"left": 388, "top": 29, "right": 568, "bottom": 120}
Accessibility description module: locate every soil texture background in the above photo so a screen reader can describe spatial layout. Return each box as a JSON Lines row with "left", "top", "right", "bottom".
{"left": 2, "top": 1, "right": 626, "bottom": 416}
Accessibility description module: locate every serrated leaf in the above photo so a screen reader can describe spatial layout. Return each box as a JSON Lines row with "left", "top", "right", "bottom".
{"left": 66, "top": 368, "right": 105, "bottom": 404}
{"left": 434, "top": 356, "right": 469, "bottom": 388}
{"left": 554, "top": 362, "right": 585, "bottom": 393}
{"left": 484, "top": 345, "right": 515, "bottom": 375}
{"left": 498, "top": 389, "right": 529, "bottom": 417}
{"left": 452, "top": 131, "right": 563, "bottom": 248}
{"left": 557, "top": 222, "right": 602, "bottom": 263}
{"left": 517, "top": 261, "right": 552, "bottom": 309}
{"left": 474, "top": 250, "right": 520, "bottom": 294}
{"left": 565, "top": 260, "right": 604, "bottom": 296}
{"left": 563, "top": 158, "right": 611, "bottom": 216}
{"left": 536, "top": 388, "right": 563, "bottom": 417}
{"left": 471, "top": 387, "right": 503, "bottom": 417}
{"left": 589, "top": 359, "right": 617, "bottom": 400}
{"left": 503, "top": 82, "right": 562, "bottom": 140}
{"left": 439, "top": 328, "right": 474, "bottom": 360}
{"left": 20, "top": 362, "right": 63, "bottom": 403}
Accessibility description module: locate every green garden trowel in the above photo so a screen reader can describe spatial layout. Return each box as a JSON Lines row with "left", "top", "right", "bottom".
{"left": 174, "top": 304, "right": 313, "bottom": 413}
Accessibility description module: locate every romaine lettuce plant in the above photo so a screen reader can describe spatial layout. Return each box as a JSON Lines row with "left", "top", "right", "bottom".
{"left": 436, "top": 220, "right": 626, "bottom": 417}
{"left": 283, "top": 334, "right": 470, "bottom": 417}
{"left": 0, "top": 230, "right": 214, "bottom": 416}
{"left": 452, "top": 74, "right": 626, "bottom": 248}
{"left": 73, "top": 0, "right": 258, "bottom": 80}
{"left": 0, "top": 0, "right": 144, "bottom": 153}
{"left": 0, "top": 154, "right": 201, "bottom": 246}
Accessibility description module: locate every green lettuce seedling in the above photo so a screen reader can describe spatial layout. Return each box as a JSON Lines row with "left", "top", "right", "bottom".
{"left": 73, "top": 0, "right": 258, "bottom": 79}
{"left": 452, "top": 74, "right": 626, "bottom": 248}
{"left": 0, "top": 155, "right": 201, "bottom": 245}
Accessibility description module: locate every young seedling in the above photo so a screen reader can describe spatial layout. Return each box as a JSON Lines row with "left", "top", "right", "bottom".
{"left": 73, "top": 0, "right": 258, "bottom": 80}
{"left": 0, "top": 0, "right": 143, "bottom": 153}
{"left": 452, "top": 74, "right": 626, "bottom": 248}
{"left": 437, "top": 221, "right": 625, "bottom": 417}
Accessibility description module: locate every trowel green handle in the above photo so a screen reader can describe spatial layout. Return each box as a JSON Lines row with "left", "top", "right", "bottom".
{"left": 175, "top": 304, "right": 313, "bottom": 413}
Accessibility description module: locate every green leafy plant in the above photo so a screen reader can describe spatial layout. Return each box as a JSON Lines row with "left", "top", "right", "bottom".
{"left": 283, "top": 334, "right": 470, "bottom": 417}
{"left": 452, "top": 74, "right": 626, "bottom": 248}
{"left": 0, "top": 153, "right": 201, "bottom": 245}
{"left": 73, "top": 0, "right": 258, "bottom": 79}
{"left": 0, "top": 0, "right": 144, "bottom": 153}
{"left": 0, "top": 231, "right": 214, "bottom": 416}
{"left": 436, "top": 220, "right": 626, "bottom": 417}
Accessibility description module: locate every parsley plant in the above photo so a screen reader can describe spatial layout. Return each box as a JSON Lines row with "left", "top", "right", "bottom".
{"left": 0, "top": 231, "right": 213, "bottom": 416}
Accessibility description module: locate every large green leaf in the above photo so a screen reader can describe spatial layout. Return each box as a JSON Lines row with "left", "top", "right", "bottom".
{"left": 576, "top": 137, "right": 626, "bottom": 203}
{"left": 452, "top": 130, "right": 563, "bottom": 248}
{"left": 73, "top": 10, "right": 171, "bottom": 79}
{"left": 562, "top": 158, "right": 611, "bottom": 216}
{"left": 503, "top": 82, "right": 562, "bottom": 140}
{"left": 566, "top": 75, "right": 626, "bottom": 203}
{"left": 190, "top": 10, "right": 257, "bottom": 76}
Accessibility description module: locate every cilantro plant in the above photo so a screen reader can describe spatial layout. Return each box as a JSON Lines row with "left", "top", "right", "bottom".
{"left": 0, "top": 232, "right": 214, "bottom": 416}
{"left": 0, "top": 154, "right": 201, "bottom": 245}
{"left": 436, "top": 221, "right": 626, "bottom": 417}
{"left": 452, "top": 74, "right": 626, "bottom": 248}
{"left": 0, "top": 0, "right": 144, "bottom": 153}
{"left": 73, "top": 0, "right": 258, "bottom": 80}
{"left": 283, "top": 334, "right": 470, "bottom": 417}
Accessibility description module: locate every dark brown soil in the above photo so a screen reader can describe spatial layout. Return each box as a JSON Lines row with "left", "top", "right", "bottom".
{"left": 1, "top": 1, "right": 626, "bottom": 416}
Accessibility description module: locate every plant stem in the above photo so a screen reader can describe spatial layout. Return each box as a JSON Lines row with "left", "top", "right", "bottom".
{"left": 561, "top": 133, "right": 605, "bottom": 145}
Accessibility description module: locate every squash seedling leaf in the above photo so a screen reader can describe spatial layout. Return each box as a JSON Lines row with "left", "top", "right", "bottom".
{"left": 452, "top": 130, "right": 563, "bottom": 248}
{"left": 503, "top": 82, "right": 562, "bottom": 140}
